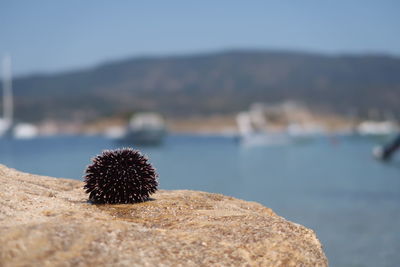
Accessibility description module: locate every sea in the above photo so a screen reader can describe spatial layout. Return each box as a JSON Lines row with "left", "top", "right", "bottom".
{"left": 1, "top": 134, "right": 399, "bottom": 267}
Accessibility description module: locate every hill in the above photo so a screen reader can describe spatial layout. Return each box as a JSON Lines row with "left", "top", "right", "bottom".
{"left": 9, "top": 50, "right": 400, "bottom": 122}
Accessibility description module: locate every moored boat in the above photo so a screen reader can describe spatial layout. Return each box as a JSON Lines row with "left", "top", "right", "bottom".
{"left": 118, "top": 112, "right": 166, "bottom": 145}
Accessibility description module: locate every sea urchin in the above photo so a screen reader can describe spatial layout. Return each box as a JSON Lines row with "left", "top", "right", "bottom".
{"left": 84, "top": 148, "right": 158, "bottom": 204}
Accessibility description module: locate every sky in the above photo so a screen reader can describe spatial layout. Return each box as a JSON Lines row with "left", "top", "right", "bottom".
{"left": 1, "top": 0, "right": 400, "bottom": 76}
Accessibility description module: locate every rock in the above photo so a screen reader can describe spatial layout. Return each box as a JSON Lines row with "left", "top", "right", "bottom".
{"left": 0, "top": 165, "right": 327, "bottom": 266}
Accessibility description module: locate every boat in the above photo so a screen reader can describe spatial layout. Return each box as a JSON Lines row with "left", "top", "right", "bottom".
{"left": 357, "top": 120, "right": 399, "bottom": 137}
{"left": 118, "top": 112, "right": 166, "bottom": 145}
{"left": 236, "top": 111, "right": 290, "bottom": 147}
{"left": 0, "top": 55, "right": 13, "bottom": 137}
{"left": 236, "top": 102, "right": 325, "bottom": 147}
{"left": 1, "top": 55, "right": 39, "bottom": 139}
{"left": 13, "top": 123, "right": 39, "bottom": 139}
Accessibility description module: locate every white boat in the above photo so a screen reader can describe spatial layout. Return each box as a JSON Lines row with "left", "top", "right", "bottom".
{"left": 236, "top": 102, "right": 325, "bottom": 147}
{"left": 357, "top": 120, "right": 399, "bottom": 136}
{"left": 119, "top": 112, "right": 166, "bottom": 145}
{"left": 13, "top": 123, "right": 39, "bottom": 139}
{"left": 1, "top": 55, "right": 38, "bottom": 139}
{"left": 0, "top": 55, "right": 13, "bottom": 137}
{"left": 236, "top": 112, "right": 290, "bottom": 147}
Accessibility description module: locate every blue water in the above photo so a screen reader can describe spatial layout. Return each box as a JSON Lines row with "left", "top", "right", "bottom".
{"left": 1, "top": 135, "right": 399, "bottom": 267}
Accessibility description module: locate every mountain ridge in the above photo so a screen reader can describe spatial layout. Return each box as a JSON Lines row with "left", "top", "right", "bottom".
{"left": 9, "top": 50, "right": 400, "bottom": 122}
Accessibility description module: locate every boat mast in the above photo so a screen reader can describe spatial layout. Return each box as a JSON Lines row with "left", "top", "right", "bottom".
{"left": 2, "top": 54, "right": 13, "bottom": 126}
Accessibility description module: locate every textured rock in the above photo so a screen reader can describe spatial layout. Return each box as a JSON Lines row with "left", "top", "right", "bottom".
{"left": 0, "top": 165, "right": 327, "bottom": 266}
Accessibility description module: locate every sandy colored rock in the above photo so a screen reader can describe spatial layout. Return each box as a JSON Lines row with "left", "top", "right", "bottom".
{"left": 0, "top": 165, "right": 327, "bottom": 266}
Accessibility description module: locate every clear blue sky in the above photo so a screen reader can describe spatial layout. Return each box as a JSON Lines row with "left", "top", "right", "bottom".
{"left": 1, "top": 0, "right": 399, "bottom": 76}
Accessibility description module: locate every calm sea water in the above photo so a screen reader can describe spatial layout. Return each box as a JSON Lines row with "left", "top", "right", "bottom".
{"left": 1, "top": 135, "right": 399, "bottom": 267}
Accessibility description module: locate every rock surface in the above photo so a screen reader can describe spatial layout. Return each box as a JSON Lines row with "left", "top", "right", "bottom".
{"left": 0, "top": 165, "right": 327, "bottom": 266}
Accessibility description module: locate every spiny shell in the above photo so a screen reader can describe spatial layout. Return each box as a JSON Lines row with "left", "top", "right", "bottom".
{"left": 84, "top": 148, "right": 158, "bottom": 204}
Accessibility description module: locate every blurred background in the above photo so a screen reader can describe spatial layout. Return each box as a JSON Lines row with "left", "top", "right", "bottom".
{"left": 1, "top": 1, "right": 400, "bottom": 266}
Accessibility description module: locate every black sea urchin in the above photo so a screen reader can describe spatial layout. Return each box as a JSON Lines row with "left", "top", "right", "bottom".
{"left": 84, "top": 148, "right": 158, "bottom": 204}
